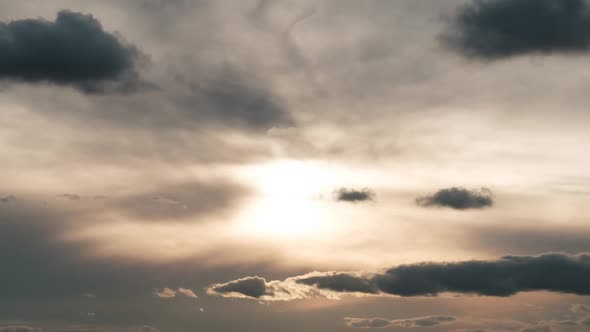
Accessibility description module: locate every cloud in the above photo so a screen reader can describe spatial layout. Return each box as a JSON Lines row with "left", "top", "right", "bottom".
{"left": 182, "top": 67, "right": 294, "bottom": 131}
{"left": 206, "top": 274, "right": 328, "bottom": 301}
{"left": 416, "top": 187, "right": 493, "bottom": 210}
{"left": 0, "top": 10, "right": 145, "bottom": 93}
{"left": 154, "top": 287, "right": 197, "bottom": 299}
{"left": 207, "top": 253, "right": 590, "bottom": 300}
{"left": 207, "top": 277, "right": 269, "bottom": 299}
{"left": 0, "top": 327, "right": 41, "bottom": 332}
{"left": 154, "top": 288, "right": 177, "bottom": 299}
{"left": 115, "top": 181, "right": 250, "bottom": 222}
{"left": 570, "top": 304, "right": 590, "bottom": 315}
{"left": 519, "top": 326, "right": 552, "bottom": 332}
{"left": 176, "top": 288, "right": 198, "bottom": 299}
{"left": 334, "top": 188, "right": 376, "bottom": 203}
{"left": 0, "top": 194, "right": 17, "bottom": 203}
{"left": 344, "top": 315, "right": 456, "bottom": 328}
{"left": 442, "top": 0, "right": 590, "bottom": 59}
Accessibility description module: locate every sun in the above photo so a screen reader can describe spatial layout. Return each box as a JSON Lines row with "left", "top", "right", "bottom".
{"left": 233, "top": 160, "right": 346, "bottom": 238}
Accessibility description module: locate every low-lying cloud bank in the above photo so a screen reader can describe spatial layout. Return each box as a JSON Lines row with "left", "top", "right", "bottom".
{"left": 344, "top": 315, "right": 456, "bottom": 329}
{"left": 207, "top": 253, "right": 590, "bottom": 301}
{"left": 416, "top": 187, "right": 493, "bottom": 210}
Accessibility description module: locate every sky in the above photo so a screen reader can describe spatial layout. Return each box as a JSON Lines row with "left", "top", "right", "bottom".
{"left": 1, "top": 0, "right": 590, "bottom": 331}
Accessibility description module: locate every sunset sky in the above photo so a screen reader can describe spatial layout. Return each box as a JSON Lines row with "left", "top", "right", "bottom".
{"left": 1, "top": 1, "right": 590, "bottom": 331}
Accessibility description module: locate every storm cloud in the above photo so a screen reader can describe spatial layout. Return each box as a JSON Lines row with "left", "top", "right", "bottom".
{"left": 442, "top": 0, "right": 590, "bottom": 59}
{"left": 0, "top": 10, "right": 142, "bottom": 93}
{"left": 416, "top": 187, "right": 493, "bottom": 210}
{"left": 208, "top": 253, "right": 590, "bottom": 300}
{"left": 344, "top": 315, "right": 456, "bottom": 328}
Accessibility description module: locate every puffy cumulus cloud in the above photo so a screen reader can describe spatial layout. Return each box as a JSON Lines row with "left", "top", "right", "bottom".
{"left": 334, "top": 188, "right": 376, "bottom": 203}
{"left": 207, "top": 253, "right": 590, "bottom": 301}
{"left": 344, "top": 315, "right": 456, "bottom": 328}
{"left": 154, "top": 287, "right": 197, "bottom": 299}
{"left": 442, "top": 0, "right": 590, "bottom": 59}
{"left": 416, "top": 187, "right": 493, "bottom": 210}
{"left": 0, "top": 10, "right": 145, "bottom": 93}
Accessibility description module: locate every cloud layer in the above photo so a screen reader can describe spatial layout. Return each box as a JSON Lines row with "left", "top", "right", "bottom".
{"left": 208, "top": 253, "right": 590, "bottom": 300}
{"left": 344, "top": 315, "right": 456, "bottom": 328}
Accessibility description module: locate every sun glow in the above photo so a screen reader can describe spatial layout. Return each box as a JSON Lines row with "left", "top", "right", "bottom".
{"left": 234, "top": 160, "right": 350, "bottom": 238}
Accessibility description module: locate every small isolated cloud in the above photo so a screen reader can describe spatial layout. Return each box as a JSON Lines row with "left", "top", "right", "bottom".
{"left": 0, "top": 10, "right": 144, "bottom": 93}
{"left": 345, "top": 315, "right": 456, "bottom": 328}
{"left": 176, "top": 288, "right": 198, "bottom": 299}
{"left": 416, "top": 187, "right": 493, "bottom": 210}
{"left": 154, "top": 287, "right": 198, "bottom": 299}
{"left": 442, "top": 0, "right": 590, "bottom": 59}
{"left": 334, "top": 188, "right": 376, "bottom": 203}
{"left": 154, "top": 287, "right": 177, "bottom": 299}
{"left": 207, "top": 253, "right": 590, "bottom": 301}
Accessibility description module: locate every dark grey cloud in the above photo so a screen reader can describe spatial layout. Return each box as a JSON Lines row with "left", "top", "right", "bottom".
{"left": 207, "top": 277, "right": 269, "bottom": 299}
{"left": 416, "top": 187, "right": 493, "bottom": 210}
{"left": 209, "top": 253, "right": 590, "bottom": 300}
{"left": 182, "top": 67, "right": 294, "bottom": 131}
{"left": 334, "top": 188, "right": 376, "bottom": 203}
{"left": 0, "top": 10, "right": 144, "bottom": 93}
{"left": 442, "top": 0, "right": 590, "bottom": 59}
{"left": 344, "top": 315, "right": 456, "bottom": 328}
